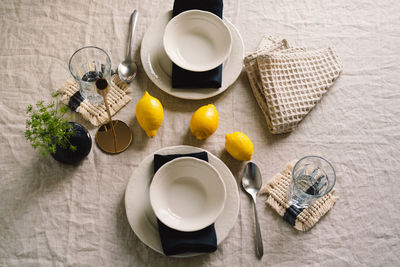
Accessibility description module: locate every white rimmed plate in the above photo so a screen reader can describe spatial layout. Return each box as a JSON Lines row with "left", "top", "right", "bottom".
{"left": 124, "top": 145, "right": 240, "bottom": 257}
{"left": 150, "top": 157, "right": 226, "bottom": 232}
{"left": 140, "top": 11, "right": 244, "bottom": 100}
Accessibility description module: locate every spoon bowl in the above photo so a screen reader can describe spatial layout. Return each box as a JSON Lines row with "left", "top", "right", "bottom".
{"left": 242, "top": 162, "right": 263, "bottom": 198}
{"left": 118, "top": 10, "right": 139, "bottom": 83}
{"left": 242, "top": 162, "right": 264, "bottom": 259}
{"left": 118, "top": 59, "right": 137, "bottom": 82}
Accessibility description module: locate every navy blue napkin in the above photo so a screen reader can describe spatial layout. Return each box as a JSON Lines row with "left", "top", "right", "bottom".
{"left": 171, "top": 0, "right": 224, "bottom": 89}
{"left": 153, "top": 152, "right": 218, "bottom": 256}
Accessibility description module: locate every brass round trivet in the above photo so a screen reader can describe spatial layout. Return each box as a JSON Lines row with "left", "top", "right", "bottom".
{"left": 95, "top": 120, "right": 132, "bottom": 154}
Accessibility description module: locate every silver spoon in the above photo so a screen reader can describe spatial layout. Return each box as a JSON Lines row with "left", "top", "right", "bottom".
{"left": 242, "top": 162, "right": 264, "bottom": 259}
{"left": 118, "top": 10, "right": 139, "bottom": 83}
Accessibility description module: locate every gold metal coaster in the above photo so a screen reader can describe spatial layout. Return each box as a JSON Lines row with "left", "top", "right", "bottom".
{"left": 95, "top": 120, "right": 132, "bottom": 154}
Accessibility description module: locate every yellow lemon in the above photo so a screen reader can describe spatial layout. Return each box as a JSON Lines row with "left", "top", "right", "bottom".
{"left": 136, "top": 91, "right": 164, "bottom": 137}
{"left": 190, "top": 104, "right": 219, "bottom": 140}
{"left": 225, "top": 132, "right": 254, "bottom": 161}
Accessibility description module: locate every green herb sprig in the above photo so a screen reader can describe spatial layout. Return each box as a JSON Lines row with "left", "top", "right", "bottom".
{"left": 25, "top": 92, "right": 77, "bottom": 157}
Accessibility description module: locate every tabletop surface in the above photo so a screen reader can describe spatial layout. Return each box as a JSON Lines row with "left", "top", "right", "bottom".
{"left": 1, "top": 0, "right": 399, "bottom": 266}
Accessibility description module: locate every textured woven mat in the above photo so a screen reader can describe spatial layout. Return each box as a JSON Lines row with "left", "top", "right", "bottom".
{"left": 244, "top": 36, "right": 343, "bottom": 134}
{"left": 260, "top": 160, "right": 338, "bottom": 231}
{"left": 57, "top": 74, "right": 131, "bottom": 126}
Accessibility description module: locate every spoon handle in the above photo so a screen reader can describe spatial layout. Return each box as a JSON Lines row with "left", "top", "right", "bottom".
{"left": 252, "top": 200, "right": 264, "bottom": 258}
{"left": 127, "top": 10, "right": 139, "bottom": 58}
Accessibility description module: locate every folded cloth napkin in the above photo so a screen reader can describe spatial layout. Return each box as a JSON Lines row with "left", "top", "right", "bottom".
{"left": 244, "top": 36, "right": 343, "bottom": 134}
{"left": 260, "top": 160, "right": 338, "bottom": 231}
{"left": 171, "top": 0, "right": 223, "bottom": 89}
{"left": 57, "top": 74, "right": 131, "bottom": 126}
{"left": 153, "top": 152, "right": 218, "bottom": 256}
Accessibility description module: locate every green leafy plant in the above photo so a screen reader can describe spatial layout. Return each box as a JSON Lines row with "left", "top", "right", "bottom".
{"left": 25, "top": 92, "right": 77, "bottom": 157}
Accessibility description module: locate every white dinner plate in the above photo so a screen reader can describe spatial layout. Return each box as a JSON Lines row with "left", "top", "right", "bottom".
{"left": 124, "top": 145, "right": 240, "bottom": 257}
{"left": 140, "top": 11, "right": 244, "bottom": 100}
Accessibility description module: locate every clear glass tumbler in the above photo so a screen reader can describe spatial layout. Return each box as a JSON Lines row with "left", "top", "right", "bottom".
{"left": 69, "top": 46, "right": 111, "bottom": 105}
{"left": 288, "top": 156, "right": 336, "bottom": 208}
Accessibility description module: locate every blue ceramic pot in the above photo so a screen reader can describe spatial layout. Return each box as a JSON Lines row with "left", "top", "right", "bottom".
{"left": 51, "top": 122, "right": 92, "bottom": 164}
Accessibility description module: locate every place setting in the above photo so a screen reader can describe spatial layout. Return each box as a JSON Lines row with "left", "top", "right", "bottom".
{"left": 124, "top": 145, "right": 240, "bottom": 257}
{"left": 140, "top": 0, "right": 244, "bottom": 100}
{"left": 124, "top": 149, "right": 339, "bottom": 257}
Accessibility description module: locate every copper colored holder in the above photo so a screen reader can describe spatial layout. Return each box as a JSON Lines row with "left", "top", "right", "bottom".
{"left": 95, "top": 79, "right": 132, "bottom": 154}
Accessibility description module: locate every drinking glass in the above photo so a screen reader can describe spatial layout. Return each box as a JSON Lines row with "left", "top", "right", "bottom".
{"left": 69, "top": 46, "right": 111, "bottom": 105}
{"left": 288, "top": 156, "right": 336, "bottom": 208}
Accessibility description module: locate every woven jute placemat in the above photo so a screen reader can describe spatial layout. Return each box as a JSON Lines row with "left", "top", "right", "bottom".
{"left": 244, "top": 36, "right": 343, "bottom": 134}
{"left": 260, "top": 160, "right": 338, "bottom": 231}
{"left": 57, "top": 74, "right": 131, "bottom": 126}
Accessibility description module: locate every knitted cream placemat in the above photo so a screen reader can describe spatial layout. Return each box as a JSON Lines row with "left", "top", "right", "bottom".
{"left": 58, "top": 74, "right": 131, "bottom": 126}
{"left": 260, "top": 160, "right": 338, "bottom": 231}
{"left": 244, "top": 36, "right": 343, "bottom": 134}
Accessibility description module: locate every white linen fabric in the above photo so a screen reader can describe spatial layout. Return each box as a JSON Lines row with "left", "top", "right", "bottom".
{"left": 0, "top": 0, "right": 399, "bottom": 266}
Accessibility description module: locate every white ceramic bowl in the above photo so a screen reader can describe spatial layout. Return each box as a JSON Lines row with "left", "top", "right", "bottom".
{"left": 149, "top": 157, "right": 226, "bottom": 232}
{"left": 163, "top": 10, "right": 232, "bottom": 72}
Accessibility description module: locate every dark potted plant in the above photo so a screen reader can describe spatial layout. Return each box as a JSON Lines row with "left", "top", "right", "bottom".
{"left": 25, "top": 93, "right": 92, "bottom": 164}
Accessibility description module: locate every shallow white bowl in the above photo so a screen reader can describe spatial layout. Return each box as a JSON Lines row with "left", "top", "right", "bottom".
{"left": 150, "top": 157, "right": 226, "bottom": 232}
{"left": 163, "top": 10, "right": 232, "bottom": 72}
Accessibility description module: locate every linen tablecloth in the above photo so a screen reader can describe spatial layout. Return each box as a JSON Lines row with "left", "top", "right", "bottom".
{"left": 1, "top": 0, "right": 399, "bottom": 266}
